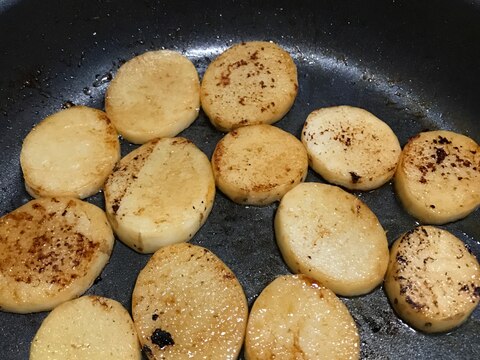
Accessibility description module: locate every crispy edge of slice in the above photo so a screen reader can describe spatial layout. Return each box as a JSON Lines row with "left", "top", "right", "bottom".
{"left": 301, "top": 106, "right": 401, "bottom": 190}
{"left": 245, "top": 274, "right": 359, "bottom": 360}
{"left": 200, "top": 41, "right": 298, "bottom": 131}
{"left": 384, "top": 226, "right": 480, "bottom": 333}
{"left": 105, "top": 50, "right": 200, "bottom": 144}
{"left": 20, "top": 106, "right": 120, "bottom": 199}
{"left": 132, "top": 243, "right": 248, "bottom": 359}
{"left": 394, "top": 130, "right": 480, "bottom": 224}
{"left": 211, "top": 124, "right": 308, "bottom": 206}
{"left": 0, "top": 197, "right": 114, "bottom": 313}
{"left": 30, "top": 295, "right": 141, "bottom": 360}
{"left": 104, "top": 138, "right": 215, "bottom": 253}
{"left": 274, "top": 182, "right": 389, "bottom": 296}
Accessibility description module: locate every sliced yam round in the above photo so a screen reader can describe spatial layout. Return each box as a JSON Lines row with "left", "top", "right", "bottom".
{"left": 132, "top": 243, "right": 248, "bottom": 359}
{"left": 105, "top": 50, "right": 200, "bottom": 144}
{"left": 30, "top": 295, "right": 141, "bottom": 360}
{"left": 20, "top": 106, "right": 120, "bottom": 199}
{"left": 394, "top": 130, "right": 480, "bottom": 224}
{"left": 384, "top": 226, "right": 480, "bottom": 333}
{"left": 0, "top": 197, "right": 114, "bottom": 313}
{"left": 104, "top": 137, "right": 215, "bottom": 254}
{"left": 275, "top": 182, "right": 389, "bottom": 296}
{"left": 245, "top": 274, "right": 359, "bottom": 360}
{"left": 211, "top": 124, "right": 308, "bottom": 206}
{"left": 301, "top": 106, "right": 401, "bottom": 190}
{"left": 201, "top": 41, "right": 298, "bottom": 132}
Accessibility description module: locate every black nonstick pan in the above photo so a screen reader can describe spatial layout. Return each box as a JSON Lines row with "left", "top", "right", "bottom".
{"left": 1, "top": 0, "right": 479, "bottom": 358}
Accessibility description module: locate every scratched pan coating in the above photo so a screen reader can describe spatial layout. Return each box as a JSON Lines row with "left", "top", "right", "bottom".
{"left": 0, "top": 0, "right": 479, "bottom": 359}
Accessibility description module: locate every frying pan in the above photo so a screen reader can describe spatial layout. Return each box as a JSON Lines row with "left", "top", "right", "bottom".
{"left": 1, "top": 0, "right": 479, "bottom": 358}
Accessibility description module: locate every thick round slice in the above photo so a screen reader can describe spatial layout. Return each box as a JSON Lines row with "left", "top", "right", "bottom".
{"left": 211, "top": 124, "right": 308, "bottom": 205}
{"left": 275, "top": 182, "right": 389, "bottom": 296}
{"left": 384, "top": 226, "right": 480, "bottom": 333}
{"left": 30, "top": 295, "right": 141, "bottom": 359}
{"left": 201, "top": 41, "right": 298, "bottom": 132}
{"left": 132, "top": 243, "right": 248, "bottom": 359}
{"left": 20, "top": 106, "right": 120, "bottom": 198}
{"left": 104, "top": 137, "right": 215, "bottom": 253}
{"left": 245, "top": 274, "right": 359, "bottom": 360}
{"left": 105, "top": 50, "right": 200, "bottom": 144}
{"left": 394, "top": 130, "right": 480, "bottom": 224}
{"left": 301, "top": 106, "right": 401, "bottom": 190}
{"left": 0, "top": 197, "right": 114, "bottom": 313}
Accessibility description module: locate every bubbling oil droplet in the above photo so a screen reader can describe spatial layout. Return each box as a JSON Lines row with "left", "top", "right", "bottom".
{"left": 92, "top": 72, "right": 113, "bottom": 87}
{"left": 83, "top": 87, "right": 92, "bottom": 95}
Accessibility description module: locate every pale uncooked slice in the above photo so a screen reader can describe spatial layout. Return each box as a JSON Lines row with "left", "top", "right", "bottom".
{"left": 211, "top": 124, "right": 308, "bottom": 205}
{"left": 30, "top": 295, "right": 141, "bottom": 360}
{"left": 132, "top": 243, "right": 248, "bottom": 359}
{"left": 245, "top": 274, "right": 359, "bottom": 360}
{"left": 201, "top": 41, "right": 298, "bottom": 131}
{"left": 20, "top": 106, "right": 120, "bottom": 199}
{"left": 0, "top": 197, "right": 114, "bottom": 313}
{"left": 275, "top": 182, "right": 389, "bottom": 296}
{"left": 384, "top": 226, "right": 480, "bottom": 333}
{"left": 105, "top": 50, "right": 200, "bottom": 144}
{"left": 104, "top": 137, "right": 215, "bottom": 253}
{"left": 394, "top": 130, "right": 480, "bottom": 224}
{"left": 301, "top": 106, "right": 401, "bottom": 190}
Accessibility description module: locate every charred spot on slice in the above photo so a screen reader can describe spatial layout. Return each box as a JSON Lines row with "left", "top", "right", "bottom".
{"left": 405, "top": 296, "right": 424, "bottom": 311}
{"left": 437, "top": 136, "right": 452, "bottom": 145}
{"left": 152, "top": 313, "right": 159, "bottom": 321}
{"left": 151, "top": 328, "right": 175, "bottom": 349}
{"left": 349, "top": 171, "right": 361, "bottom": 184}
{"left": 142, "top": 345, "right": 153, "bottom": 358}
{"left": 435, "top": 147, "right": 447, "bottom": 164}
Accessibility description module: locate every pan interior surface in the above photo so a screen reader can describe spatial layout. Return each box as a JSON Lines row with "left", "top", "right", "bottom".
{"left": 0, "top": 0, "right": 479, "bottom": 359}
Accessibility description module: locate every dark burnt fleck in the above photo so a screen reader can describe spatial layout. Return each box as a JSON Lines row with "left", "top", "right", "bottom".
{"left": 142, "top": 345, "right": 153, "bottom": 358}
{"left": 349, "top": 171, "right": 361, "bottom": 183}
{"left": 112, "top": 203, "right": 120, "bottom": 214}
{"left": 435, "top": 147, "right": 447, "bottom": 164}
{"left": 424, "top": 322, "right": 432, "bottom": 328}
{"left": 396, "top": 254, "right": 408, "bottom": 265}
{"left": 152, "top": 313, "right": 159, "bottom": 321}
{"left": 405, "top": 296, "right": 424, "bottom": 310}
{"left": 151, "top": 328, "right": 174, "bottom": 349}
{"left": 437, "top": 136, "right": 452, "bottom": 145}
{"left": 465, "top": 243, "right": 473, "bottom": 254}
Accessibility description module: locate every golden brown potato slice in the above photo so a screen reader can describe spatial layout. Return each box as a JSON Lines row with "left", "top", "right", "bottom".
{"left": 394, "top": 130, "right": 480, "bottom": 224}
{"left": 0, "top": 197, "right": 114, "bottom": 313}
{"left": 384, "top": 226, "right": 480, "bottom": 333}
{"left": 104, "top": 137, "right": 215, "bottom": 254}
{"left": 245, "top": 274, "right": 359, "bottom": 360}
{"left": 211, "top": 124, "right": 308, "bottom": 205}
{"left": 132, "top": 243, "right": 248, "bottom": 359}
{"left": 201, "top": 41, "right": 298, "bottom": 131}
{"left": 30, "top": 295, "right": 141, "bottom": 360}
{"left": 20, "top": 106, "right": 120, "bottom": 199}
{"left": 106, "top": 50, "right": 200, "bottom": 144}
{"left": 301, "top": 106, "right": 401, "bottom": 190}
{"left": 275, "top": 182, "right": 389, "bottom": 296}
